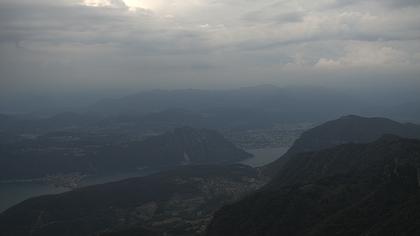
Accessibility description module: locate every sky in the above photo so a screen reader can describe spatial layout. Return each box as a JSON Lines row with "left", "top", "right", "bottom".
{"left": 0, "top": 0, "right": 420, "bottom": 97}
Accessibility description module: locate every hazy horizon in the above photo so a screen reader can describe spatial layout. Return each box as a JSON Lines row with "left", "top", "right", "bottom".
{"left": 1, "top": 0, "right": 420, "bottom": 100}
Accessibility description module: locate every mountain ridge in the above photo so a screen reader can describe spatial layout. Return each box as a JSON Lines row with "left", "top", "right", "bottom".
{"left": 0, "top": 164, "right": 266, "bottom": 236}
{"left": 0, "top": 127, "right": 251, "bottom": 180}
{"left": 262, "top": 115, "right": 420, "bottom": 177}
{"left": 207, "top": 136, "right": 420, "bottom": 236}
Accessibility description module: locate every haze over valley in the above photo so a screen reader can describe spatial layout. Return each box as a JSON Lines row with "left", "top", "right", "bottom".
{"left": 1, "top": 0, "right": 420, "bottom": 235}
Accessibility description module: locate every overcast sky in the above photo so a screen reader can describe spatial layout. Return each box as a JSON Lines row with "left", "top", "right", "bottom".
{"left": 1, "top": 0, "right": 420, "bottom": 96}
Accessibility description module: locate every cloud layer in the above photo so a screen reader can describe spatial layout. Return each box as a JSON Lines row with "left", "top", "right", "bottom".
{"left": 0, "top": 0, "right": 419, "bottom": 93}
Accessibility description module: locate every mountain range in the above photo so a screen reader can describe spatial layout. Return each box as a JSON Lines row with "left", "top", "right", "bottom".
{"left": 2, "top": 115, "right": 420, "bottom": 236}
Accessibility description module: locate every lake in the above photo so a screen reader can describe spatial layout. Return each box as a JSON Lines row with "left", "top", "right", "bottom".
{"left": 0, "top": 171, "right": 154, "bottom": 213}
{"left": 0, "top": 147, "right": 289, "bottom": 213}
{"left": 242, "top": 147, "right": 289, "bottom": 167}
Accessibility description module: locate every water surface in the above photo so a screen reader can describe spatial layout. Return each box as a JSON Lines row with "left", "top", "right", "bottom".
{"left": 0, "top": 171, "right": 153, "bottom": 213}
{"left": 242, "top": 147, "right": 289, "bottom": 167}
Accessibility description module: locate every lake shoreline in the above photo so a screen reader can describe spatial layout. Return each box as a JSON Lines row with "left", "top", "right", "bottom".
{"left": 1, "top": 147, "right": 289, "bottom": 213}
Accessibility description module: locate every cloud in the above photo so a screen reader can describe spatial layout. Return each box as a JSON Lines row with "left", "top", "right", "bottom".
{"left": 333, "top": 0, "right": 420, "bottom": 8}
{"left": 314, "top": 43, "right": 413, "bottom": 69}
{"left": 0, "top": 0, "right": 419, "bottom": 94}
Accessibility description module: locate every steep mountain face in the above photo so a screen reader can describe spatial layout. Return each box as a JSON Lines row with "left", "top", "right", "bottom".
{"left": 0, "top": 127, "right": 251, "bottom": 180}
{"left": 263, "top": 115, "right": 420, "bottom": 177}
{"left": 207, "top": 136, "right": 420, "bottom": 236}
{"left": 0, "top": 164, "right": 266, "bottom": 236}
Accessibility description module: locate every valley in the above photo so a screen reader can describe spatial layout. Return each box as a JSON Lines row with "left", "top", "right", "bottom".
{"left": 2, "top": 115, "right": 420, "bottom": 235}
{"left": 1, "top": 0, "right": 419, "bottom": 234}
